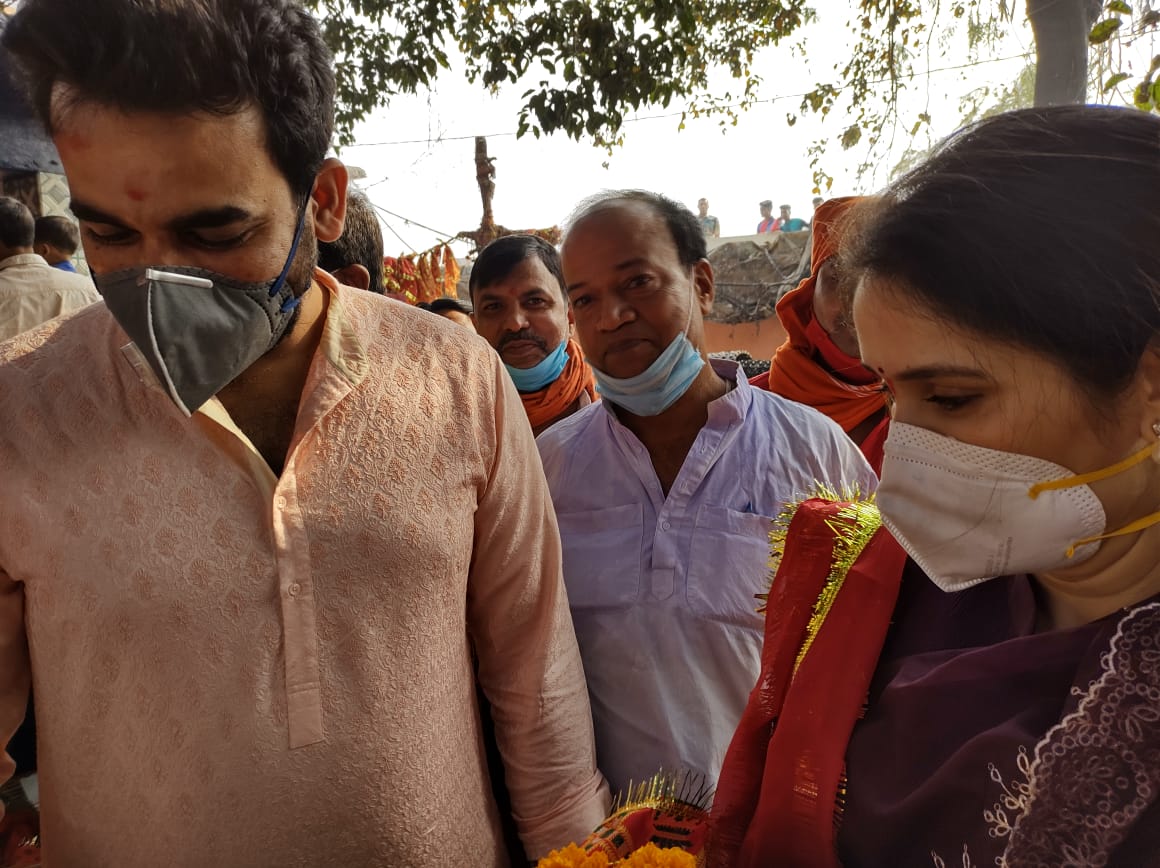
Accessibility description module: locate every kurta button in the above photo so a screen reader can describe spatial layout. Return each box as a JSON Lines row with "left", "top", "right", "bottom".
{"left": 288, "top": 582, "right": 301, "bottom": 597}
{"left": 275, "top": 496, "right": 287, "bottom": 509}
{"left": 661, "top": 520, "right": 671, "bottom": 531}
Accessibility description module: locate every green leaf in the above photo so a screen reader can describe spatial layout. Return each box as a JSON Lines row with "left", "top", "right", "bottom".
{"left": 1106, "top": 0, "right": 1131, "bottom": 14}
{"left": 1089, "top": 18, "right": 1123, "bottom": 44}
{"left": 1103, "top": 72, "right": 1131, "bottom": 92}
{"left": 840, "top": 123, "right": 862, "bottom": 149}
{"left": 1134, "top": 81, "right": 1154, "bottom": 109}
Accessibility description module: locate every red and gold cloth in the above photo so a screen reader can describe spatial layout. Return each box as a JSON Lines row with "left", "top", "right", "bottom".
{"left": 709, "top": 495, "right": 907, "bottom": 868}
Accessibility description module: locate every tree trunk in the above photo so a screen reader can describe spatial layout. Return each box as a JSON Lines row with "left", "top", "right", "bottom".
{"left": 1026, "top": 0, "right": 1102, "bottom": 106}
{"left": 473, "top": 136, "right": 498, "bottom": 248}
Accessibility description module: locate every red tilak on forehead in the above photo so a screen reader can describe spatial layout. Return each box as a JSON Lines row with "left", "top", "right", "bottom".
{"left": 124, "top": 181, "right": 147, "bottom": 202}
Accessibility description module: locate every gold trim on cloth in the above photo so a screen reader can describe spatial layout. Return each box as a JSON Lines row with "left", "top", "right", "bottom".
{"left": 754, "top": 485, "right": 881, "bottom": 676}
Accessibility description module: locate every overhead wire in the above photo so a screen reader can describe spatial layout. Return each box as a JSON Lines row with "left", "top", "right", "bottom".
{"left": 371, "top": 204, "right": 458, "bottom": 241}
{"left": 373, "top": 208, "right": 416, "bottom": 253}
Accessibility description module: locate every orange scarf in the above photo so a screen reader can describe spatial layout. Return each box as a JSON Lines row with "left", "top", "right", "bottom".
{"left": 764, "top": 197, "right": 887, "bottom": 434}
{"left": 520, "top": 339, "right": 597, "bottom": 431}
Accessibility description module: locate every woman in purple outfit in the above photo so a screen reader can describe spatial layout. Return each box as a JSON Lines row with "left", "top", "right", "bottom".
{"left": 712, "top": 105, "right": 1160, "bottom": 868}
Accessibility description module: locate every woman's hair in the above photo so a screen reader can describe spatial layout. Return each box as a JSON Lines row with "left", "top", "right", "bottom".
{"left": 843, "top": 105, "right": 1160, "bottom": 399}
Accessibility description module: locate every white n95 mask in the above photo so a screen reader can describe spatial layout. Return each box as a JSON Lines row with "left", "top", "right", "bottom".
{"left": 877, "top": 422, "right": 1159, "bottom": 592}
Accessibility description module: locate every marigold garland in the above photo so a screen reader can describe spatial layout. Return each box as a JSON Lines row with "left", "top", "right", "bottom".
{"left": 622, "top": 843, "right": 697, "bottom": 866}
{"left": 537, "top": 842, "right": 694, "bottom": 868}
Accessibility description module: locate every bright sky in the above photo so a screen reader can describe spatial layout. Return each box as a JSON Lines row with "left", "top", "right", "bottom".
{"left": 338, "top": 7, "right": 1141, "bottom": 254}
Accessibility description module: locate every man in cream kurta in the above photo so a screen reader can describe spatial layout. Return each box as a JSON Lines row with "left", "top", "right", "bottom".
{"left": 0, "top": 197, "right": 99, "bottom": 341}
{"left": 0, "top": 274, "right": 608, "bottom": 865}
{"left": 0, "top": 0, "right": 607, "bottom": 863}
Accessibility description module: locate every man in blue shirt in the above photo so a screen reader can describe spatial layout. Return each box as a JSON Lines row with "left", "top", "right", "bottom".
{"left": 33, "top": 214, "right": 80, "bottom": 272}
{"left": 775, "top": 204, "right": 807, "bottom": 232}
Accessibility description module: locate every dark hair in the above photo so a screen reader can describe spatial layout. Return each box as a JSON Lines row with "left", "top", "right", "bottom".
{"left": 0, "top": 197, "right": 34, "bottom": 248}
{"left": 844, "top": 105, "right": 1160, "bottom": 398}
{"left": 317, "top": 189, "right": 384, "bottom": 293}
{"left": 2, "top": 0, "right": 335, "bottom": 198}
{"left": 34, "top": 215, "right": 79, "bottom": 254}
{"left": 420, "top": 297, "right": 474, "bottom": 317}
{"left": 566, "top": 190, "right": 708, "bottom": 268}
{"left": 469, "top": 234, "right": 565, "bottom": 300}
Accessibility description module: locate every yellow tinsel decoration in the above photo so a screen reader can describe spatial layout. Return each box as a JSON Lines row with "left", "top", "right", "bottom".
{"left": 792, "top": 494, "right": 881, "bottom": 674}
{"left": 756, "top": 482, "right": 866, "bottom": 615}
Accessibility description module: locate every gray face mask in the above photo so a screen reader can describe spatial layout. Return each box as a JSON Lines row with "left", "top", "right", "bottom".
{"left": 93, "top": 207, "right": 308, "bottom": 415}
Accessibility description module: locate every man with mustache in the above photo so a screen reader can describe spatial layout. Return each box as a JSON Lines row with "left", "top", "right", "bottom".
{"left": 471, "top": 235, "right": 598, "bottom": 436}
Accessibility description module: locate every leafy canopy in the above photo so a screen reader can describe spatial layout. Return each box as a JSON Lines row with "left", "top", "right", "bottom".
{"left": 310, "top": 0, "right": 811, "bottom": 147}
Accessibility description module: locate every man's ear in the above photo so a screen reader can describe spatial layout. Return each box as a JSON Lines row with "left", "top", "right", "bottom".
{"left": 693, "top": 258, "right": 715, "bottom": 316}
{"left": 332, "top": 264, "right": 370, "bottom": 292}
{"left": 311, "top": 158, "right": 349, "bottom": 245}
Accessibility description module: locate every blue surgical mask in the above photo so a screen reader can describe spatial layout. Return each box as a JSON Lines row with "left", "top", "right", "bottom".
{"left": 505, "top": 340, "right": 569, "bottom": 392}
{"left": 591, "top": 329, "right": 705, "bottom": 416}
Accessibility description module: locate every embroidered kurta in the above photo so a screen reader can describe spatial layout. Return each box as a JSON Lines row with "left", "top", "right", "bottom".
{"left": 536, "top": 360, "right": 877, "bottom": 796}
{"left": 0, "top": 272, "right": 608, "bottom": 866}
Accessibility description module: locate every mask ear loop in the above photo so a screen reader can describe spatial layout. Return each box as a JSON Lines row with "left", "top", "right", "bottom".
{"left": 271, "top": 196, "right": 312, "bottom": 313}
{"left": 1034, "top": 426, "right": 1160, "bottom": 557}
{"left": 1066, "top": 512, "right": 1160, "bottom": 558}
{"left": 1028, "top": 441, "right": 1155, "bottom": 499}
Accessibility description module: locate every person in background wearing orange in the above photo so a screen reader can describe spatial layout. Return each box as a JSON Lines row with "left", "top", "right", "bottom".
{"left": 751, "top": 196, "right": 890, "bottom": 472}
{"left": 471, "top": 234, "right": 597, "bottom": 436}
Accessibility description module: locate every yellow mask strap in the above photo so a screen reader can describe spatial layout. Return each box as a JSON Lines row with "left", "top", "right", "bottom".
{"left": 1029, "top": 441, "right": 1155, "bottom": 500}
{"left": 1066, "top": 510, "right": 1160, "bottom": 558}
